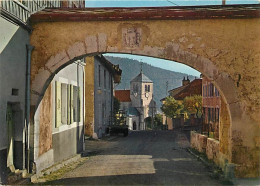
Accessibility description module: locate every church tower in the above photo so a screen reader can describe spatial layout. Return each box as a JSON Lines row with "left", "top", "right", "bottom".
{"left": 130, "top": 67, "right": 153, "bottom": 130}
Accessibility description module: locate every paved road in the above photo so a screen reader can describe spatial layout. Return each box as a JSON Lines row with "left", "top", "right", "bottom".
{"left": 46, "top": 130, "right": 222, "bottom": 185}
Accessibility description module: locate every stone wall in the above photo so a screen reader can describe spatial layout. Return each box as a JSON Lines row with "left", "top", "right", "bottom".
{"left": 206, "top": 138, "right": 220, "bottom": 165}
{"left": 38, "top": 85, "right": 53, "bottom": 156}
{"left": 190, "top": 131, "right": 207, "bottom": 153}
{"left": 30, "top": 17, "right": 260, "bottom": 177}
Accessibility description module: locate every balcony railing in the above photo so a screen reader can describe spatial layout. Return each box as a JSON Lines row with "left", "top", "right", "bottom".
{"left": 0, "top": 0, "right": 61, "bottom": 29}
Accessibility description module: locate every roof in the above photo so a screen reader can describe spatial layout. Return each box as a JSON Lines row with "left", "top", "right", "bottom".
{"left": 127, "top": 107, "right": 140, "bottom": 116}
{"left": 174, "top": 79, "right": 202, "bottom": 100}
{"left": 115, "top": 90, "right": 131, "bottom": 102}
{"left": 95, "top": 55, "right": 122, "bottom": 83}
{"left": 31, "top": 4, "right": 260, "bottom": 23}
{"left": 161, "top": 78, "right": 202, "bottom": 101}
{"left": 169, "top": 84, "right": 189, "bottom": 97}
{"left": 131, "top": 72, "right": 153, "bottom": 83}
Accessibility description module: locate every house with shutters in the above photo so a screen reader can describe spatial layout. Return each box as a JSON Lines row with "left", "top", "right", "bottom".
{"left": 84, "top": 55, "right": 122, "bottom": 139}
{"left": 33, "top": 59, "right": 85, "bottom": 174}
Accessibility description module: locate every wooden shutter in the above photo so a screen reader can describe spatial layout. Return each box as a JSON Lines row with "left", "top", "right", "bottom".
{"left": 79, "top": 87, "right": 82, "bottom": 122}
{"left": 70, "top": 84, "right": 74, "bottom": 123}
{"left": 67, "top": 85, "right": 71, "bottom": 124}
{"left": 55, "top": 81, "right": 62, "bottom": 127}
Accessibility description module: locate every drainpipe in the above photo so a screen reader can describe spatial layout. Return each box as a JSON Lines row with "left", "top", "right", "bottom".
{"left": 26, "top": 44, "right": 34, "bottom": 173}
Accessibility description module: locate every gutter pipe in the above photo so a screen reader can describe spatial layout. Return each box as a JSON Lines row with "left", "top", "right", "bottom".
{"left": 26, "top": 44, "right": 34, "bottom": 173}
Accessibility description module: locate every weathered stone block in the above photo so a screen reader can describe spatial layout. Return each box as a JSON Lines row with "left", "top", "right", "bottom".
{"left": 98, "top": 33, "right": 107, "bottom": 52}
{"left": 206, "top": 138, "right": 220, "bottom": 165}
{"left": 67, "top": 42, "right": 86, "bottom": 59}
{"left": 85, "top": 35, "right": 98, "bottom": 54}
{"left": 45, "top": 50, "right": 70, "bottom": 73}
{"left": 31, "top": 67, "right": 51, "bottom": 95}
{"left": 198, "top": 134, "right": 207, "bottom": 153}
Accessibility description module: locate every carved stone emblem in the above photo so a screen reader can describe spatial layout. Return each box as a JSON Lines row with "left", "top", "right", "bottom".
{"left": 122, "top": 28, "right": 142, "bottom": 48}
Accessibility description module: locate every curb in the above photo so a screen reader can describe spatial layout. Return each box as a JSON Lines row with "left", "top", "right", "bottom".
{"left": 186, "top": 148, "right": 210, "bottom": 167}
{"left": 31, "top": 154, "right": 82, "bottom": 183}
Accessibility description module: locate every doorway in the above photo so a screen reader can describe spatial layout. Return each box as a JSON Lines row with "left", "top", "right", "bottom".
{"left": 6, "top": 103, "right": 14, "bottom": 169}
{"left": 6, "top": 102, "right": 23, "bottom": 171}
{"left": 133, "top": 122, "right": 136, "bottom": 130}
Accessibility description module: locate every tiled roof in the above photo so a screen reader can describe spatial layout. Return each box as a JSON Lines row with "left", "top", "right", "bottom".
{"left": 115, "top": 90, "right": 131, "bottom": 102}
{"left": 174, "top": 79, "right": 202, "bottom": 100}
{"left": 96, "top": 55, "right": 122, "bottom": 83}
{"left": 131, "top": 72, "right": 153, "bottom": 83}
{"left": 31, "top": 4, "right": 260, "bottom": 23}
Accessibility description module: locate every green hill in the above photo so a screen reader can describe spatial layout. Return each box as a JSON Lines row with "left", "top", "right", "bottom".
{"left": 105, "top": 56, "right": 198, "bottom": 109}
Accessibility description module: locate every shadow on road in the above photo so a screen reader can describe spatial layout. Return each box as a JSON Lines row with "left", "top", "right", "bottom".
{"left": 42, "top": 130, "right": 223, "bottom": 185}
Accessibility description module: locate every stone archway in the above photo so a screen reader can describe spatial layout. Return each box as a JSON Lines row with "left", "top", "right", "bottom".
{"left": 30, "top": 15, "right": 260, "bottom": 177}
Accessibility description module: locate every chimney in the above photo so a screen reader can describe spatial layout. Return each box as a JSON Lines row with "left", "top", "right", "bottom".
{"left": 182, "top": 76, "right": 190, "bottom": 86}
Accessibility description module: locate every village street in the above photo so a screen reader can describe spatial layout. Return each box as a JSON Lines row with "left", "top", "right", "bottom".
{"left": 43, "top": 130, "right": 223, "bottom": 185}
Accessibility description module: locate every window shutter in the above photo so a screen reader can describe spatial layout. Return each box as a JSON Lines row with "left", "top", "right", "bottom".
{"left": 79, "top": 87, "right": 82, "bottom": 122}
{"left": 70, "top": 84, "right": 74, "bottom": 123}
{"left": 55, "top": 81, "right": 62, "bottom": 128}
{"left": 67, "top": 85, "right": 71, "bottom": 124}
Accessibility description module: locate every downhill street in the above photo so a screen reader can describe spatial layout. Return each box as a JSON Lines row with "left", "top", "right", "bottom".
{"left": 44, "top": 130, "right": 223, "bottom": 185}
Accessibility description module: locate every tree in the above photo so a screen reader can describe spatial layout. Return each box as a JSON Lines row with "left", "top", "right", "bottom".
{"left": 154, "top": 114, "right": 163, "bottom": 129}
{"left": 113, "top": 97, "right": 120, "bottom": 114}
{"left": 113, "top": 97, "right": 125, "bottom": 125}
{"left": 161, "top": 97, "right": 184, "bottom": 118}
{"left": 183, "top": 95, "right": 202, "bottom": 118}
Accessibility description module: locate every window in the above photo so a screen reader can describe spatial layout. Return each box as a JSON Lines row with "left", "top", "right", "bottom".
{"left": 216, "top": 108, "right": 220, "bottom": 121}
{"left": 148, "top": 85, "right": 150, "bottom": 92}
{"left": 98, "top": 65, "right": 101, "bottom": 87}
{"left": 109, "top": 74, "right": 111, "bottom": 89}
{"left": 203, "top": 107, "right": 206, "bottom": 122}
{"left": 205, "top": 85, "right": 208, "bottom": 97}
{"left": 61, "top": 83, "right": 68, "bottom": 124}
{"left": 73, "top": 86, "right": 80, "bottom": 122}
{"left": 208, "top": 108, "right": 211, "bottom": 123}
{"left": 55, "top": 81, "right": 81, "bottom": 127}
{"left": 104, "top": 70, "right": 106, "bottom": 89}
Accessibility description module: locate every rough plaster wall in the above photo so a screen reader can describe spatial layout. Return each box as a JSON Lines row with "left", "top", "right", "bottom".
{"left": 219, "top": 97, "right": 230, "bottom": 160}
{"left": 30, "top": 18, "right": 260, "bottom": 177}
{"left": 31, "top": 19, "right": 260, "bottom": 122}
{"left": 38, "top": 85, "right": 52, "bottom": 156}
{"left": 84, "top": 57, "right": 94, "bottom": 136}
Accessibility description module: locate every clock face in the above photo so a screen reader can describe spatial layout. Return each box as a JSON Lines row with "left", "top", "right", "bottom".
{"left": 145, "top": 92, "right": 149, "bottom": 98}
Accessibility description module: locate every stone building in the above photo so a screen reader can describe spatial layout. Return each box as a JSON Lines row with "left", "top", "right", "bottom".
{"left": 84, "top": 55, "right": 122, "bottom": 139}
{"left": 115, "top": 71, "right": 156, "bottom": 130}
{"left": 202, "top": 75, "right": 221, "bottom": 139}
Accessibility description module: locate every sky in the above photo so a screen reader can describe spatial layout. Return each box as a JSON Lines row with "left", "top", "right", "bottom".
{"left": 85, "top": 0, "right": 259, "bottom": 7}
{"left": 87, "top": 0, "right": 258, "bottom": 76}
{"left": 104, "top": 53, "right": 201, "bottom": 77}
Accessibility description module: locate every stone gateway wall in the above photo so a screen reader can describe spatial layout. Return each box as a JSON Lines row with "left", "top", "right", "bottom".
{"left": 30, "top": 16, "right": 260, "bottom": 177}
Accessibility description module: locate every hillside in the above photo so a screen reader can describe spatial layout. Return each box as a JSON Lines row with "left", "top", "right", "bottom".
{"left": 105, "top": 56, "right": 198, "bottom": 109}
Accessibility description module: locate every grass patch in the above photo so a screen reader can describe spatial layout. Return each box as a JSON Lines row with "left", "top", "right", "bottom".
{"left": 36, "top": 157, "right": 89, "bottom": 184}
{"left": 188, "top": 148, "right": 234, "bottom": 185}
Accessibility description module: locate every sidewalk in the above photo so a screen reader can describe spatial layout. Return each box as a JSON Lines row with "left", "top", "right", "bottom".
{"left": 231, "top": 178, "right": 260, "bottom": 185}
